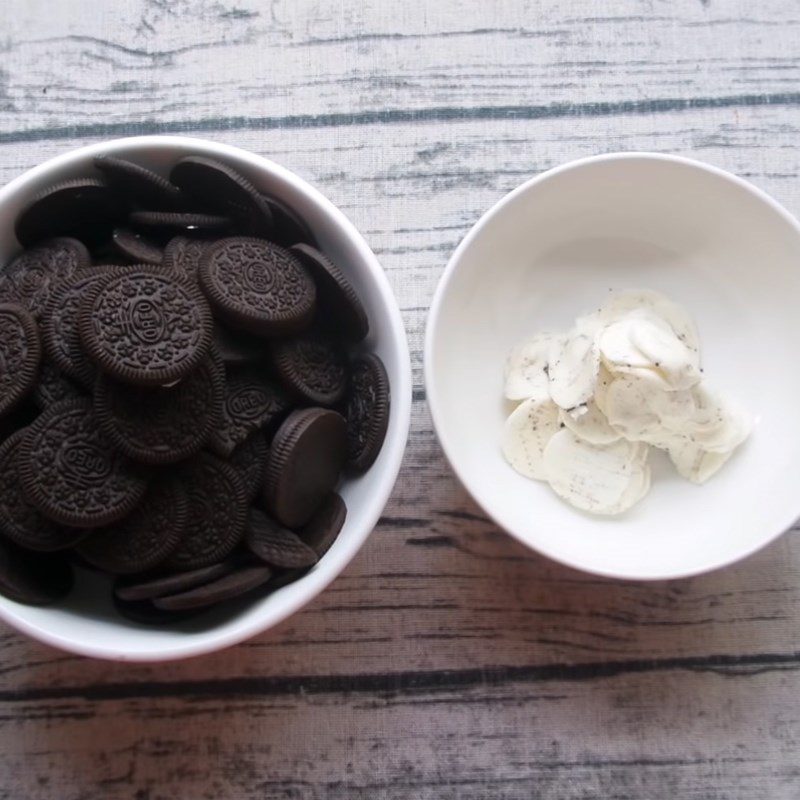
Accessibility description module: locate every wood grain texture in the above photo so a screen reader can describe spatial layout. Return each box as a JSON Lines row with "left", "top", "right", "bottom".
{"left": 0, "top": 0, "right": 798, "bottom": 797}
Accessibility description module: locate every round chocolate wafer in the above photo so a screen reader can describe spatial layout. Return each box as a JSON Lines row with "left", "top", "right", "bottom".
{"left": 111, "top": 228, "right": 163, "bottom": 265}
{"left": 209, "top": 367, "right": 290, "bottom": 457}
{"left": 170, "top": 156, "right": 273, "bottom": 236}
{"left": 15, "top": 179, "right": 126, "bottom": 247}
{"left": 263, "top": 407, "right": 347, "bottom": 528}
{"left": 129, "top": 210, "right": 231, "bottom": 235}
{"left": 260, "top": 194, "right": 316, "bottom": 247}
{"left": 77, "top": 480, "right": 186, "bottom": 574}
{"left": 166, "top": 453, "right": 248, "bottom": 570}
{"left": 113, "top": 594, "right": 198, "bottom": 625}
{"left": 345, "top": 353, "right": 390, "bottom": 473}
{"left": 0, "top": 303, "right": 41, "bottom": 418}
{"left": 245, "top": 508, "right": 318, "bottom": 569}
{"left": 79, "top": 270, "right": 213, "bottom": 386}
{"left": 229, "top": 431, "right": 269, "bottom": 503}
{"left": 33, "top": 360, "right": 83, "bottom": 410}
{"left": 19, "top": 399, "right": 148, "bottom": 528}
{"left": 153, "top": 563, "right": 272, "bottom": 611}
{"left": 0, "top": 431, "right": 87, "bottom": 552}
{"left": 115, "top": 559, "right": 237, "bottom": 602}
{"left": 299, "top": 492, "right": 347, "bottom": 558}
{"left": 94, "top": 155, "right": 183, "bottom": 210}
{"left": 291, "top": 243, "right": 369, "bottom": 341}
{"left": 94, "top": 353, "right": 223, "bottom": 464}
{"left": 43, "top": 267, "right": 128, "bottom": 389}
{"left": 0, "top": 237, "right": 89, "bottom": 317}
{"left": 271, "top": 329, "right": 348, "bottom": 406}
{"left": 199, "top": 237, "right": 316, "bottom": 336}
{"left": 0, "top": 538, "right": 73, "bottom": 605}
{"left": 163, "top": 235, "right": 207, "bottom": 285}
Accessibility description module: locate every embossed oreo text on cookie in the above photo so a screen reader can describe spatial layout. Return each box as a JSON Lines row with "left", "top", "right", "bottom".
{"left": 19, "top": 399, "right": 148, "bottom": 528}
{"left": 199, "top": 237, "right": 316, "bottom": 336}
{"left": 78, "top": 271, "right": 213, "bottom": 386}
{"left": 210, "top": 368, "right": 289, "bottom": 457}
{"left": 57, "top": 435, "right": 112, "bottom": 486}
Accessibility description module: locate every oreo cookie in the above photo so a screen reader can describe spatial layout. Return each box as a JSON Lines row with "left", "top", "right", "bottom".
{"left": 199, "top": 237, "right": 316, "bottom": 336}
{"left": 129, "top": 210, "right": 231, "bottom": 235}
{"left": 33, "top": 360, "right": 83, "bottom": 409}
{"left": 300, "top": 492, "right": 347, "bottom": 558}
{"left": 43, "top": 267, "right": 128, "bottom": 389}
{"left": 0, "top": 237, "right": 89, "bottom": 317}
{"left": 0, "top": 538, "right": 73, "bottom": 605}
{"left": 170, "top": 156, "right": 273, "bottom": 236}
{"left": 245, "top": 508, "right": 318, "bottom": 568}
{"left": 94, "top": 354, "right": 223, "bottom": 464}
{"left": 19, "top": 399, "right": 148, "bottom": 528}
{"left": 262, "top": 408, "right": 347, "bottom": 528}
{"left": 77, "top": 480, "right": 186, "bottom": 574}
{"left": 79, "top": 270, "right": 213, "bottom": 386}
{"left": 113, "top": 594, "right": 199, "bottom": 625}
{"left": 0, "top": 303, "right": 41, "bottom": 418}
{"left": 153, "top": 564, "right": 272, "bottom": 611}
{"left": 163, "top": 235, "right": 207, "bottom": 285}
{"left": 261, "top": 194, "right": 316, "bottom": 247}
{"left": 210, "top": 367, "right": 289, "bottom": 457}
{"left": 111, "top": 228, "right": 164, "bottom": 265}
{"left": 94, "top": 155, "right": 183, "bottom": 210}
{"left": 271, "top": 329, "right": 348, "bottom": 406}
{"left": 115, "top": 559, "right": 237, "bottom": 602}
{"left": 166, "top": 453, "right": 248, "bottom": 570}
{"left": 291, "top": 244, "right": 369, "bottom": 341}
{"left": 0, "top": 431, "right": 87, "bottom": 552}
{"left": 15, "top": 179, "right": 126, "bottom": 247}
{"left": 345, "top": 353, "right": 390, "bottom": 473}
{"left": 228, "top": 431, "right": 269, "bottom": 502}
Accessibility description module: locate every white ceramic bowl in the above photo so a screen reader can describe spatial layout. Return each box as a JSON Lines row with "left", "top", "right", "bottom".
{"left": 0, "top": 135, "right": 411, "bottom": 660}
{"left": 426, "top": 152, "right": 800, "bottom": 580}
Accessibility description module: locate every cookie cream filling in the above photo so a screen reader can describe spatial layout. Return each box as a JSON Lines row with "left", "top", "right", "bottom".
{"left": 502, "top": 290, "right": 751, "bottom": 515}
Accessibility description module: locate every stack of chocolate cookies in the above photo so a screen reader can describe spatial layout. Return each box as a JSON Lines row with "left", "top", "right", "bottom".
{"left": 0, "top": 154, "right": 390, "bottom": 623}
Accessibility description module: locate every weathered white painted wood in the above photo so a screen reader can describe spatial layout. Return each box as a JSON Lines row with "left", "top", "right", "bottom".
{"left": 0, "top": 667, "right": 797, "bottom": 799}
{"left": 1, "top": 0, "right": 800, "bottom": 136}
{"left": 0, "top": 0, "right": 798, "bottom": 797}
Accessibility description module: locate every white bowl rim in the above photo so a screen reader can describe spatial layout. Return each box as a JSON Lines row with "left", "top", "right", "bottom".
{"left": 0, "top": 135, "right": 412, "bottom": 660}
{"left": 425, "top": 150, "right": 800, "bottom": 581}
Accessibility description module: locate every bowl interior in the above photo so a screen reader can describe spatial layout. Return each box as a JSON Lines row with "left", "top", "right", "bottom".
{"left": 0, "top": 136, "right": 410, "bottom": 659}
{"left": 427, "top": 154, "right": 800, "bottom": 579}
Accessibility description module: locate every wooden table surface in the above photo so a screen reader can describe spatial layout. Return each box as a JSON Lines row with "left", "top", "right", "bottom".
{"left": 0, "top": 1, "right": 799, "bottom": 798}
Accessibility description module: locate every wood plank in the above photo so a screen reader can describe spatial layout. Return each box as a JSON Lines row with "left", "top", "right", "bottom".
{"left": 0, "top": 665, "right": 796, "bottom": 798}
{"left": 0, "top": 110, "right": 796, "bottom": 690}
{"left": 1, "top": 0, "right": 800, "bottom": 137}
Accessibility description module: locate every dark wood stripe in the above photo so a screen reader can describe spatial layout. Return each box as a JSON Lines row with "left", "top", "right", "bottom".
{"left": 2, "top": 91, "right": 800, "bottom": 145}
{"left": 0, "top": 651, "right": 796, "bottom": 705}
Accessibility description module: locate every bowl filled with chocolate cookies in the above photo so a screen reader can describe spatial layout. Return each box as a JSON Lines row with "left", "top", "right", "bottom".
{"left": 0, "top": 136, "right": 411, "bottom": 660}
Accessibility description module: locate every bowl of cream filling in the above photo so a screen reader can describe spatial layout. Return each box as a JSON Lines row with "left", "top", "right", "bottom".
{"left": 426, "top": 153, "right": 800, "bottom": 579}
